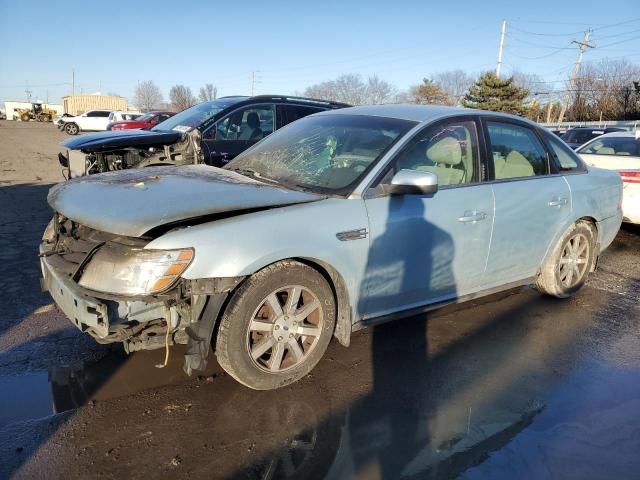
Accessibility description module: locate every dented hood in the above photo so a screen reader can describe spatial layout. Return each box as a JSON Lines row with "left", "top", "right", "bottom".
{"left": 62, "top": 129, "right": 183, "bottom": 152}
{"left": 48, "top": 165, "right": 322, "bottom": 237}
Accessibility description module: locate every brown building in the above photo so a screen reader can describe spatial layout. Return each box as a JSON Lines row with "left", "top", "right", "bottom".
{"left": 62, "top": 94, "right": 128, "bottom": 115}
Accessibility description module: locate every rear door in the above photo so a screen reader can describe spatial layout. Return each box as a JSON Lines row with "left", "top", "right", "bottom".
{"left": 482, "top": 118, "right": 571, "bottom": 285}
{"left": 282, "top": 104, "right": 325, "bottom": 127}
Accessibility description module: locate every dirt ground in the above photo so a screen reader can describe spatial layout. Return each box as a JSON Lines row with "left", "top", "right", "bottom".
{"left": 0, "top": 120, "right": 639, "bottom": 479}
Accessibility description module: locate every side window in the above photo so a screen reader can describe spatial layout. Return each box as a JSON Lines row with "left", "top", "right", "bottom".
{"left": 390, "top": 120, "right": 479, "bottom": 187}
{"left": 578, "top": 137, "right": 640, "bottom": 156}
{"left": 88, "top": 110, "right": 110, "bottom": 118}
{"left": 547, "top": 135, "right": 582, "bottom": 171}
{"left": 86, "top": 111, "right": 98, "bottom": 117}
{"left": 209, "top": 105, "right": 275, "bottom": 141}
{"left": 487, "top": 122, "right": 548, "bottom": 179}
{"left": 284, "top": 105, "right": 323, "bottom": 124}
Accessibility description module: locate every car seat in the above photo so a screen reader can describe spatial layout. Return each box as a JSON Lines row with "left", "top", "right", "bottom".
{"left": 494, "top": 150, "right": 534, "bottom": 179}
{"left": 238, "top": 112, "right": 263, "bottom": 141}
{"left": 416, "top": 136, "right": 464, "bottom": 185}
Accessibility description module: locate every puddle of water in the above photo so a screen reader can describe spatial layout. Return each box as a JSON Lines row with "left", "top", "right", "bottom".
{"left": 0, "top": 372, "right": 52, "bottom": 427}
{"left": 0, "top": 345, "right": 219, "bottom": 428}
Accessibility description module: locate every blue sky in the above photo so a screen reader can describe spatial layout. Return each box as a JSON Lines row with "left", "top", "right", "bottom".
{"left": 1, "top": 0, "right": 639, "bottom": 104}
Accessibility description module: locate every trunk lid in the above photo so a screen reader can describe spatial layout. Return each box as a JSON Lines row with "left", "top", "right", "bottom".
{"left": 48, "top": 165, "right": 322, "bottom": 237}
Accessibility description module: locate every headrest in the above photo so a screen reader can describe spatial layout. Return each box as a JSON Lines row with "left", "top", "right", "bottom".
{"left": 246, "top": 112, "right": 260, "bottom": 129}
{"left": 426, "top": 137, "right": 462, "bottom": 165}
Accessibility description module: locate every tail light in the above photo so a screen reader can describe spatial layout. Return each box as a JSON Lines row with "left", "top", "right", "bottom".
{"left": 619, "top": 171, "right": 640, "bottom": 184}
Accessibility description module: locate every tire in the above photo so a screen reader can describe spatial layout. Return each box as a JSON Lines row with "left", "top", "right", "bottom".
{"left": 536, "top": 220, "right": 597, "bottom": 298}
{"left": 20, "top": 113, "right": 31, "bottom": 122}
{"left": 215, "top": 260, "right": 336, "bottom": 390}
{"left": 65, "top": 122, "right": 79, "bottom": 135}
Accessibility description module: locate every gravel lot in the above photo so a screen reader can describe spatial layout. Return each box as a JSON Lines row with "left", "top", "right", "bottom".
{"left": 0, "top": 120, "right": 639, "bottom": 479}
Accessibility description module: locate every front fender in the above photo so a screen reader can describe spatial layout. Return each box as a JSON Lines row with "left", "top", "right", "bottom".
{"left": 146, "top": 198, "right": 371, "bottom": 319}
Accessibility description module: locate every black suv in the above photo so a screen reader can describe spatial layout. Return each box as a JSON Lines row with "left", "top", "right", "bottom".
{"left": 59, "top": 95, "right": 349, "bottom": 177}
{"left": 562, "top": 127, "right": 626, "bottom": 150}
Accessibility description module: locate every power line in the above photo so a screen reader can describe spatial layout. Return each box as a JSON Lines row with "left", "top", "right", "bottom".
{"left": 558, "top": 29, "right": 594, "bottom": 123}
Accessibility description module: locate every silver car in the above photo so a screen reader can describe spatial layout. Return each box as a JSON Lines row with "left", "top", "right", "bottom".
{"left": 40, "top": 105, "right": 622, "bottom": 390}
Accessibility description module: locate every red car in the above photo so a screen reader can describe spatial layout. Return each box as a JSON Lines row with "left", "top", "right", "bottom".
{"left": 108, "top": 111, "right": 175, "bottom": 131}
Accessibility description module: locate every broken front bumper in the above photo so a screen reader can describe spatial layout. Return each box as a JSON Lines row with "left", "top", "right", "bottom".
{"left": 40, "top": 253, "right": 110, "bottom": 338}
{"left": 40, "top": 250, "right": 173, "bottom": 346}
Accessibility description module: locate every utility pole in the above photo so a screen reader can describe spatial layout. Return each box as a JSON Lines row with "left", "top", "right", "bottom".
{"left": 557, "top": 29, "right": 593, "bottom": 124}
{"left": 545, "top": 93, "right": 554, "bottom": 124}
{"left": 72, "top": 68, "right": 75, "bottom": 96}
{"left": 25, "top": 81, "right": 32, "bottom": 103}
{"left": 250, "top": 71, "right": 261, "bottom": 96}
{"left": 496, "top": 20, "right": 507, "bottom": 78}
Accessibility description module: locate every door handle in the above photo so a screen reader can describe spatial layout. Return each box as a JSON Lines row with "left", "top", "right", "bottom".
{"left": 548, "top": 197, "right": 568, "bottom": 207}
{"left": 458, "top": 211, "right": 487, "bottom": 223}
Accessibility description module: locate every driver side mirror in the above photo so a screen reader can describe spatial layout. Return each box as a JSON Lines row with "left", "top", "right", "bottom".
{"left": 387, "top": 169, "right": 438, "bottom": 195}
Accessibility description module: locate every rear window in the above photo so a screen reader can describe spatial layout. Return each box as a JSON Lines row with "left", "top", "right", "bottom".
{"left": 563, "top": 129, "right": 604, "bottom": 145}
{"left": 578, "top": 137, "right": 640, "bottom": 157}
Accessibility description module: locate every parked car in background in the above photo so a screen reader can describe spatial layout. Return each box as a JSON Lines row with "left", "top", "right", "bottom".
{"left": 108, "top": 111, "right": 175, "bottom": 131}
{"left": 577, "top": 131, "right": 640, "bottom": 224}
{"left": 562, "top": 127, "right": 626, "bottom": 149}
{"left": 107, "top": 111, "right": 142, "bottom": 125}
{"left": 41, "top": 105, "right": 622, "bottom": 390}
{"left": 54, "top": 113, "right": 74, "bottom": 129}
{"left": 59, "top": 109, "right": 114, "bottom": 135}
{"left": 57, "top": 95, "right": 349, "bottom": 177}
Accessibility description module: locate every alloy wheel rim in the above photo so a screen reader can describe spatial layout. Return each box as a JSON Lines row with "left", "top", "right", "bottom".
{"left": 246, "top": 285, "right": 323, "bottom": 373}
{"left": 558, "top": 232, "right": 589, "bottom": 288}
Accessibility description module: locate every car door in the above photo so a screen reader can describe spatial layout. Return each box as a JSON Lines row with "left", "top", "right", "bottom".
{"left": 482, "top": 118, "right": 571, "bottom": 285}
{"left": 361, "top": 117, "right": 494, "bottom": 319}
{"left": 202, "top": 104, "right": 276, "bottom": 166}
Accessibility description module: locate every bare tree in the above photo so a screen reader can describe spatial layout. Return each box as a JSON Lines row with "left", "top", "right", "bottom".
{"left": 409, "top": 79, "right": 454, "bottom": 105}
{"left": 432, "top": 70, "right": 475, "bottom": 105}
{"left": 303, "top": 74, "right": 396, "bottom": 105}
{"left": 169, "top": 85, "right": 197, "bottom": 112}
{"left": 568, "top": 58, "right": 640, "bottom": 121}
{"left": 133, "top": 80, "right": 163, "bottom": 112}
{"left": 365, "top": 75, "right": 397, "bottom": 104}
{"left": 199, "top": 83, "right": 218, "bottom": 102}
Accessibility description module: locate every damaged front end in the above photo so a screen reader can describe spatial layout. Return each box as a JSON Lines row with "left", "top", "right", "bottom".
{"left": 59, "top": 129, "right": 203, "bottom": 178}
{"left": 39, "top": 214, "right": 242, "bottom": 374}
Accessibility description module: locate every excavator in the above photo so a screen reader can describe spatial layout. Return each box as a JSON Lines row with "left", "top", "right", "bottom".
{"left": 17, "top": 102, "right": 56, "bottom": 122}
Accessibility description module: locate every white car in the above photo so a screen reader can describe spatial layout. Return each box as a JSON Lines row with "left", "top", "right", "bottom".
{"left": 577, "top": 131, "right": 640, "bottom": 224}
{"left": 60, "top": 109, "right": 114, "bottom": 135}
{"left": 108, "top": 111, "right": 142, "bottom": 123}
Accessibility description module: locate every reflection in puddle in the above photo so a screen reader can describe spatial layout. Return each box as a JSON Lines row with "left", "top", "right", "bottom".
{"left": 0, "top": 372, "right": 51, "bottom": 427}
{"left": 0, "top": 346, "right": 218, "bottom": 427}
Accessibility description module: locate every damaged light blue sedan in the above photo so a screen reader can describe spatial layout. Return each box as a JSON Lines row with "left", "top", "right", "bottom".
{"left": 40, "top": 105, "right": 623, "bottom": 390}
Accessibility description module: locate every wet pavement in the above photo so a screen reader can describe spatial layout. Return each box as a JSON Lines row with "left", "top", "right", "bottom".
{"left": 1, "top": 122, "right": 640, "bottom": 479}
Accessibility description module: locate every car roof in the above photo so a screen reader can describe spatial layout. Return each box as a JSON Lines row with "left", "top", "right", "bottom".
{"left": 588, "top": 131, "right": 635, "bottom": 139}
{"left": 315, "top": 103, "right": 538, "bottom": 125}
{"left": 218, "top": 94, "right": 349, "bottom": 108}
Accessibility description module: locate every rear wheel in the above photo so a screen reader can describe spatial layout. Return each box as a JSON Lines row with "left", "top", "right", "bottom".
{"left": 215, "top": 260, "right": 336, "bottom": 390}
{"left": 65, "top": 122, "right": 79, "bottom": 135}
{"left": 536, "top": 220, "right": 597, "bottom": 298}
{"left": 20, "top": 113, "right": 31, "bottom": 122}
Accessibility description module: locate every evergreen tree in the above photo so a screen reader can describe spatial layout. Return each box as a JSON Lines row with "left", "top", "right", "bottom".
{"left": 462, "top": 72, "right": 529, "bottom": 116}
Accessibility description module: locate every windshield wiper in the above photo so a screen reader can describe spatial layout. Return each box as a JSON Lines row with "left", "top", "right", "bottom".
{"left": 228, "top": 167, "right": 283, "bottom": 186}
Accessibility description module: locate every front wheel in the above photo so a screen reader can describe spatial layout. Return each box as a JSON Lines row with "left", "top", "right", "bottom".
{"left": 536, "top": 220, "right": 597, "bottom": 298}
{"left": 65, "top": 123, "right": 79, "bottom": 135}
{"left": 215, "top": 260, "right": 336, "bottom": 390}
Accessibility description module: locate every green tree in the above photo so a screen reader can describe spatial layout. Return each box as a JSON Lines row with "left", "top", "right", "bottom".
{"left": 409, "top": 79, "right": 453, "bottom": 105}
{"left": 462, "top": 72, "right": 529, "bottom": 116}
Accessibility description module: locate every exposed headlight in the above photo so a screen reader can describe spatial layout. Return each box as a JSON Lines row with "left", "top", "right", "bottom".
{"left": 78, "top": 244, "right": 194, "bottom": 296}
{"left": 43, "top": 217, "right": 56, "bottom": 242}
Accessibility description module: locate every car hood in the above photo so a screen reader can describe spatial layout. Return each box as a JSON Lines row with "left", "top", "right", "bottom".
{"left": 62, "top": 129, "right": 183, "bottom": 152}
{"left": 48, "top": 165, "right": 323, "bottom": 237}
